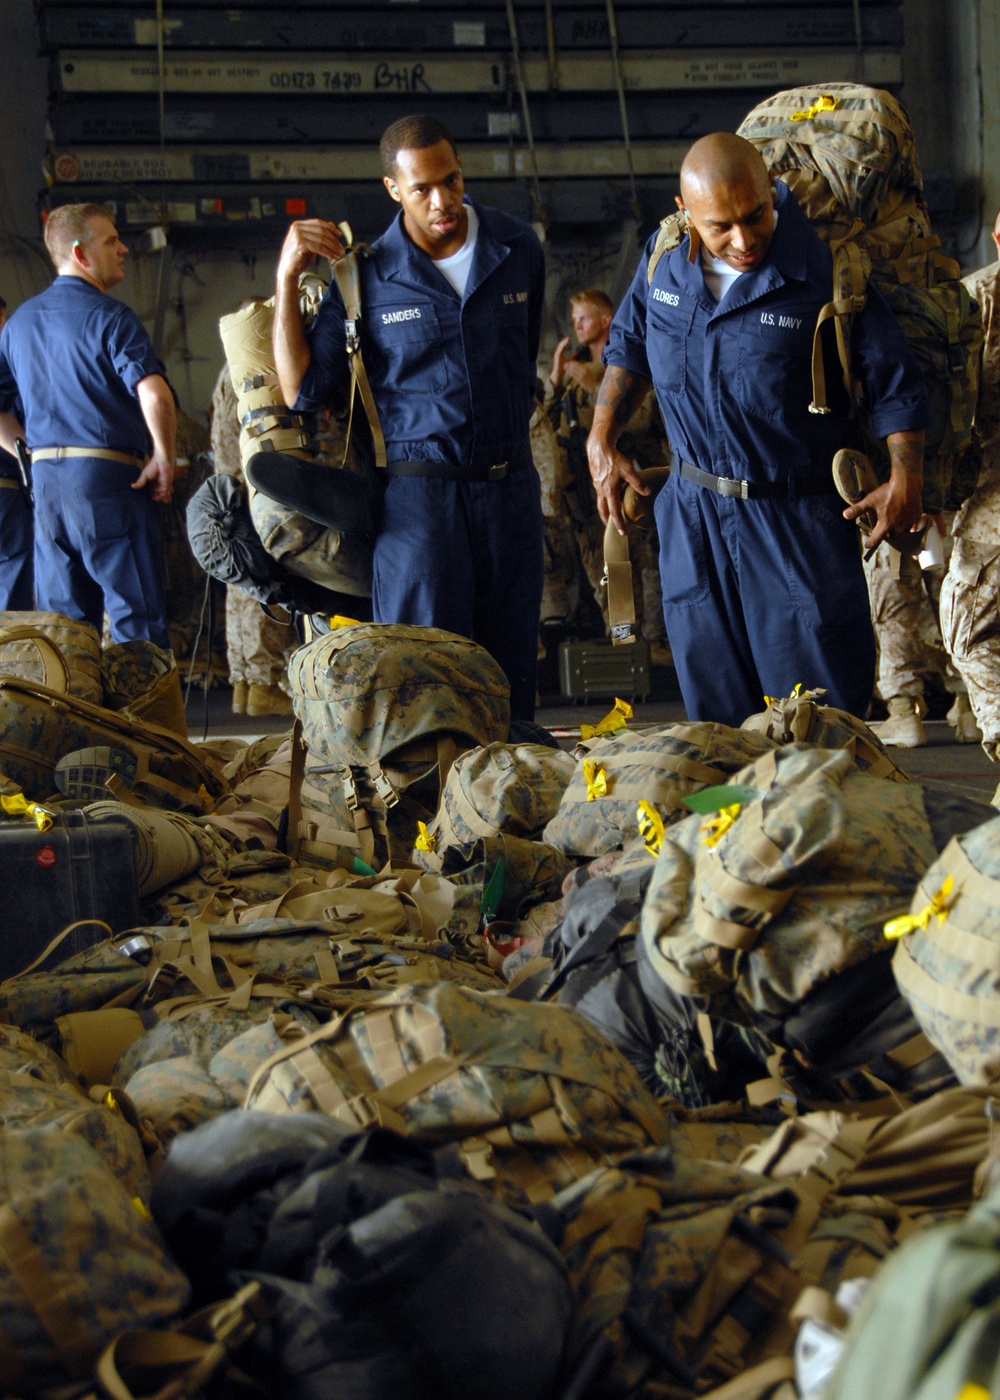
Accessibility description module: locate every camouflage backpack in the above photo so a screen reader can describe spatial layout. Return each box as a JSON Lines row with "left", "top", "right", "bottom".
{"left": 736, "top": 82, "right": 983, "bottom": 512}
{"left": 892, "top": 815, "right": 1000, "bottom": 1086}
{"left": 217, "top": 283, "right": 373, "bottom": 601}
{"left": 741, "top": 686, "right": 909, "bottom": 781}
{"left": 0, "top": 1127, "right": 190, "bottom": 1392}
{"left": 287, "top": 623, "right": 510, "bottom": 867}
{"left": 0, "top": 614, "right": 101, "bottom": 703}
{"left": 549, "top": 1124, "right": 898, "bottom": 1400}
{"left": 244, "top": 980, "right": 668, "bottom": 1209}
{"left": 416, "top": 741, "right": 575, "bottom": 863}
{"left": 640, "top": 745, "right": 937, "bottom": 1027}
{"left": 543, "top": 721, "right": 777, "bottom": 859}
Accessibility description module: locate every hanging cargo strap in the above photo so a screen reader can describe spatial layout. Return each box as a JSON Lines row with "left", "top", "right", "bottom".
{"left": 605, "top": 0, "right": 640, "bottom": 219}
{"left": 503, "top": 0, "right": 547, "bottom": 228}
{"left": 331, "top": 227, "right": 387, "bottom": 469}
{"left": 603, "top": 516, "right": 638, "bottom": 645}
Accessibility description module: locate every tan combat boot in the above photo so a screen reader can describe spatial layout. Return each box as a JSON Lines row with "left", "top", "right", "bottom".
{"left": 246, "top": 682, "right": 292, "bottom": 718}
{"left": 946, "top": 692, "right": 983, "bottom": 744}
{"left": 871, "top": 696, "right": 927, "bottom": 748}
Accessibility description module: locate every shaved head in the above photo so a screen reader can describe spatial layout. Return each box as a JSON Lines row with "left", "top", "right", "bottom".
{"left": 676, "top": 132, "right": 777, "bottom": 274}
{"left": 679, "top": 132, "right": 771, "bottom": 205}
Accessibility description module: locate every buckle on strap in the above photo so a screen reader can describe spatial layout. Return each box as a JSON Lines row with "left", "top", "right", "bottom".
{"left": 344, "top": 318, "right": 360, "bottom": 354}
{"left": 487, "top": 462, "right": 509, "bottom": 481}
{"left": 716, "top": 476, "right": 750, "bottom": 499}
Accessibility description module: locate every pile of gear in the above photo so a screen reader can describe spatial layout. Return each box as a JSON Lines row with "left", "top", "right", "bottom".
{"left": 0, "top": 610, "right": 999, "bottom": 1399}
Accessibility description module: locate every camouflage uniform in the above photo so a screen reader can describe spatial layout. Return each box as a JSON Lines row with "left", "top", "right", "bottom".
{"left": 530, "top": 403, "right": 579, "bottom": 627}
{"left": 546, "top": 362, "right": 669, "bottom": 647}
{"left": 210, "top": 368, "right": 296, "bottom": 692}
{"left": 940, "top": 260, "right": 1000, "bottom": 759}
{"left": 864, "top": 544, "right": 957, "bottom": 705}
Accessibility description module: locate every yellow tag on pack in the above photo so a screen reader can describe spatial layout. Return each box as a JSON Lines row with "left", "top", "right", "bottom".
{"left": 763, "top": 682, "right": 803, "bottom": 708}
{"left": 580, "top": 697, "right": 633, "bottom": 741}
{"left": 330, "top": 614, "right": 362, "bottom": 629}
{"left": 415, "top": 821, "right": 437, "bottom": 853}
{"left": 637, "top": 800, "right": 665, "bottom": 857}
{"left": 0, "top": 793, "right": 53, "bottom": 833}
{"left": 790, "top": 93, "right": 837, "bottom": 122}
{"left": 884, "top": 875, "right": 955, "bottom": 941}
{"left": 701, "top": 803, "right": 741, "bottom": 848}
{"left": 954, "top": 1387, "right": 990, "bottom": 1400}
{"left": 583, "top": 759, "right": 608, "bottom": 801}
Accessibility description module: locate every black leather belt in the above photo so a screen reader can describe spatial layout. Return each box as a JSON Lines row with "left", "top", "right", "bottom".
{"left": 386, "top": 449, "right": 532, "bottom": 481}
{"left": 679, "top": 459, "right": 835, "bottom": 500}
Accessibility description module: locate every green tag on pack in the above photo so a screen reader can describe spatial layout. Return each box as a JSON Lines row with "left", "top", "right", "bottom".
{"left": 683, "top": 784, "right": 760, "bottom": 815}
{"left": 480, "top": 858, "right": 507, "bottom": 925}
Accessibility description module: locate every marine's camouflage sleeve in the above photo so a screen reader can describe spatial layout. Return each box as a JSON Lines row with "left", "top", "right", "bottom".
{"left": 210, "top": 367, "right": 243, "bottom": 479}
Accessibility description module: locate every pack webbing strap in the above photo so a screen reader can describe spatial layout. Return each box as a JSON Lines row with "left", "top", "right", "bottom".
{"left": 0, "top": 1202, "right": 97, "bottom": 1378}
{"left": 893, "top": 936, "right": 1000, "bottom": 1027}
{"left": 332, "top": 250, "right": 387, "bottom": 469}
{"left": 698, "top": 862, "right": 794, "bottom": 921}
{"left": 3, "top": 919, "right": 112, "bottom": 982}
{"left": 691, "top": 904, "right": 763, "bottom": 953}
{"left": 603, "top": 516, "right": 638, "bottom": 645}
{"left": 445, "top": 771, "right": 501, "bottom": 839}
{"left": 97, "top": 1331, "right": 221, "bottom": 1400}
{"left": 562, "top": 1180, "right": 662, "bottom": 1252}
{"left": 0, "top": 626, "right": 72, "bottom": 693}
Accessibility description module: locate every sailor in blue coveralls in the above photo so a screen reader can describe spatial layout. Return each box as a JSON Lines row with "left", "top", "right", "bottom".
{"left": 588, "top": 133, "right": 930, "bottom": 728}
{"left": 273, "top": 114, "right": 545, "bottom": 720}
{"left": 0, "top": 296, "right": 33, "bottom": 610}
{"left": 0, "top": 204, "right": 176, "bottom": 647}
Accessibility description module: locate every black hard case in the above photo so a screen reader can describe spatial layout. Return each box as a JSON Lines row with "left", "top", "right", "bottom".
{"left": 0, "top": 810, "right": 140, "bottom": 981}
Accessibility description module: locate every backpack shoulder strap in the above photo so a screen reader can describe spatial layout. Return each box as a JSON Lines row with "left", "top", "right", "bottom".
{"left": 646, "top": 212, "right": 688, "bottom": 285}
{"left": 332, "top": 240, "right": 387, "bottom": 469}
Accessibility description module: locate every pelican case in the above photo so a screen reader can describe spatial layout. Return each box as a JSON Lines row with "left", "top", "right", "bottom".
{"left": 0, "top": 809, "right": 140, "bottom": 982}
{"left": 558, "top": 638, "right": 652, "bottom": 703}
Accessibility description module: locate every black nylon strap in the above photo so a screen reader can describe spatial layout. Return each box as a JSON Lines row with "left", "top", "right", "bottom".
{"left": 679, "top": 459, "right": 836, "bottom": 500}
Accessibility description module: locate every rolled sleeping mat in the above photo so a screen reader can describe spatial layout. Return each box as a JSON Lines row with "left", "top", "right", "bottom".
{"left": 85, "top": 801, "right": 232, "bottom": 896}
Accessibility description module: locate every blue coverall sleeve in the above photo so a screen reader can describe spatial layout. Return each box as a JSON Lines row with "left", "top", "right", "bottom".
{"left": 603, "top": 241, "right": 656, "bottom": 380}
{"left": 294, "top": 281, "right": 350, "bottom": 412}
{"left": 106, "top": 306, "right": 167, "bottom": 395}
{"left": 852, "top": 283, "right": 932, "bottom": 440}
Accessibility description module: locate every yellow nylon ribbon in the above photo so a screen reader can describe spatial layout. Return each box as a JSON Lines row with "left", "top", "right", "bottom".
{"left": 584, "top": 759, "right": 608, "bottom": 801}
{"left": 763, "top": 682, "right": 803, "bottom": 708}
{"left": 790, "top": 93, "right": 838, "bottom": 122}
{"left": 954, "top": 1387, "right": 990, "bottom": 1400}
{"left": 415, "top": 821, "right": 437, "bottom": 853}
{"left": 637, "top": 800, "right": 665, "bottom": 857}
{"left": 131, "top": 1196, "right": 153, "bottom": 1221}
{"left": 700, "top": 803, "right": 741, "bottom": 848}
{"left": 580, "top": 697, "right": 633, "bottom": 741}
{"left": 330, "top": 614, "right": 362, "bottom": 629}
{"left": 0, "top": 793, "right": 53, "bottom": 833}
{"left": 884, "top": 875, "right": 955, "bottom": 941}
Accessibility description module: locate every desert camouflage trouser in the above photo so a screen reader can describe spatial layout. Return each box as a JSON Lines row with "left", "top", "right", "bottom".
{"left": 941, "top": 465, "right": 1000, "bottom": 758}
{"left": 225, "top": 587, "right": 297, "bottom": 691}
{"left": 864, "top": 542, "right": 957, "bottom": 703}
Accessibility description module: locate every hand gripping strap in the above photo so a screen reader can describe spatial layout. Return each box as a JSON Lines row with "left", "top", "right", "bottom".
{"left": 332, "top": 249, "right": 387, "bottom": 469}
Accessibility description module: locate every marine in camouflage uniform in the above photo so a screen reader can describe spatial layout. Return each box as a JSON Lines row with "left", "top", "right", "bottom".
{"left": 546, "top": 289, "right": 671, "bottom": 657}
{"left": 210, "top": 366, "right": 296, "bottom": 712}
{"left": 941, "top": 223, "right": 1000, "bottom": 764}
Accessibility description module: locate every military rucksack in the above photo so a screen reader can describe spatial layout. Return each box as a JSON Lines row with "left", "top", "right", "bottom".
{"left": 892, "top": 814, "right": 1000, "bottom": 1086}
{"left": 741, "top": 685, "right": 909, "bottom": 781}
{"left": 286, "top": 623, "right": 510, "bottom": 867}
{"left": 0, "top": 629, "right": 227, "bottom": 810}
{"left": 549, "top": 1126, "right": 898, "bottom": 1400}
{"left": 543, "top": 721, "right": 777, "bottom": 859}
{"left": 244, "top": 980, "right": 668, "bottom": 1209}
{"left": 640, "top": 745, "right": 937, "bottom": 1028}
{"left": 0, "top": 613, "right": 101, "bottom": 704}
{"left": 417, "top": 740, "right": 575, "bottom": 862}
{"left": 736, "top": 82, "right": 983, "bottom": 512}
{"left": 0, "top": 1127, "right": 190, "bottom": 1392}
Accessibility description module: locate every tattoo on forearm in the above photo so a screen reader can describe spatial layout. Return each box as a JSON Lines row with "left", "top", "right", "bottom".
{"left": 888, "top": 436, "right": 924, "bottom": 476}
{"left": 597, "top": 366, "right": 645, "bottom": 425}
